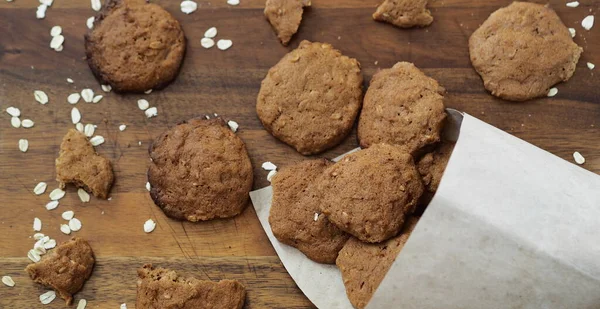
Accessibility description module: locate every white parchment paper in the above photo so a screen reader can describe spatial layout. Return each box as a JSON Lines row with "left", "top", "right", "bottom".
{"left": 250, "top": 111, "right": 600, "bottom": 309}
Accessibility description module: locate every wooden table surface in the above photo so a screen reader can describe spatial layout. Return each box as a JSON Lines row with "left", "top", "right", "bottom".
{"left": 0, "top": 0, "right": 598, "bottom": 307}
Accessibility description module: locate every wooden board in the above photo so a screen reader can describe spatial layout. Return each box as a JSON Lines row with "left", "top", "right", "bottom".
{"left": 0, "top": 0, "right": 598, "bottom": 307}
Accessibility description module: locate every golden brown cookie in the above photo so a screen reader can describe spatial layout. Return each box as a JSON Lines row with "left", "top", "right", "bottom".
{"left": 56, "top": 129, "right": 114, "bottom": 199}
{"left": 336, "top": 217, "right": 419, "bottom": 309}
{"left": 373, "top": 0, "right": 433, "bottom": 28}
{"left": 264, "top": 0, "right": 311, "bottom": 46}
{"left": 417, "top": 141, "right": 455, "bottom": 194}
{"left": 137, "top": 264, "right": 246, "bottom": 309}
{"left": 316, "top": 144, "right": 424, "bottom": 243}
{"left": 358, "top": 62, "right": 446, "bottom": 155}
{"left": 148, "top": 118, "right": 253, "bottom": 222}
{"left": 256, "top": 40, "right": 363, "bottom": 155}
{"left": 85, "top": 0, "right": 186, "bottom": 93}
{"left": 25, "top": 237, "right": 95, "bottom": 306}
{"left": 469, "top": 2, "right": 582, "bottom": 101}
{"left": 269, "top": 159, "right": 350, "bottom": 264}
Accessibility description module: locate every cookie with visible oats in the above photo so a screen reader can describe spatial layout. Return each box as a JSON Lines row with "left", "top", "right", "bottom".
{"left": 316, "top": 144, "right": 424, "bottom": 243}
{"left": 25, "top": 237, "right": 95, "bottom": 306}
{"left": 358, "top": 62, "right": 446, "bottom": 155}
{"left": 137, "top": 264, "right": 246, "bottom": 309}
{"left": 373, "top": 0, "right": 433, "bottom": 28}
{"left": 257, "top": 40, "right": 363, "bottom": 155}
{"left": 265, "top": 0, "right": 311, "bottom": 46}
{"left": 469, "top": 2, "right": 582, "bottom": 101}
{"left": 336, "top": 217, "right": 419, "bottom": 309}
{"left": 148, "top": 118, "right": 253, "bottom": 222}
{"left": 56, "top": 129, "right": 114, "bottom": 199}
{"left": 269, "top": 159, "right": 350, "bottom": 264}
{"left": 85, "top": 0, "right": 186, "bottom": 93}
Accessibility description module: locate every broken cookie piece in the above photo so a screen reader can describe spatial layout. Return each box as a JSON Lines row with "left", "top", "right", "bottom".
{"left": 373, "top": 0, "right": 433, "bottom": 28}
{"left": 137, "top": 264, "right": 246, "bottom": 309}
{"left": 25, "top": 237, "right": 95, "bottom": 306}
{"left": 264, "top": 0, "right": 311, "bottom": 46}
{"left": 55, "top": 129, "right": 114, "bottom": 199}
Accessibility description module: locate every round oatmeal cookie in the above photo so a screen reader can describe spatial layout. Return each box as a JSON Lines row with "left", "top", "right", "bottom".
{"left": 358, "top": 62, "right": 446, "bottom": 155}
{"left": 316, "top": 144, "right": 424, "bottom": 243}
{"left": 469, "top": 2, "right": 583, "bottom": 101}
{"left": 269, "top": 159, "right": 349, "bottom": 264}
{"left": 373, "top": 0, "right": 433, "bottom": 28}
{"left": 256, "top": 40, "right": 363, "bottom": 155}
{"left": 148, "top": 118, "right": 253, "bottom": 222}
{"left": 85, "top": 0, "right": 186, "bottom": 93}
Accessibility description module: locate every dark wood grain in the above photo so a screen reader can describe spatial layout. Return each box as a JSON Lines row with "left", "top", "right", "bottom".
{"left": 0, "top": 0, "right": 598, "bottom": 308}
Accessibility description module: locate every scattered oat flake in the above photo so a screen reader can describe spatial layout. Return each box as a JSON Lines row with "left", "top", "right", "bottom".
{"left": 34, "top": 90, "right": 49, "bottom": 104}
{"left": 60, "top": 224, "right": 71, "bottom": 235}
{"left": 55, "top": 45, "right": 64, "bottom": 52}
{"left": 22, "top": 119, "right": 34, "bottom": 128}
{"left": 227, "top": 120, "right": 239, "bottom": 132}
{"left": 588, "top": 62, "right": 595, "bottom": 70}
{"left": 19, "top": 139, "right": 29, "bottom": 152}
{"left": 582, "top": 15, "right": 594, "bottom": 30}
{"left": 34, "top": 182, "right": 48, "bottom": 195}
{"left": 50, "top": 35, "right": 64, "bottom": 50}
{"left": 6, "top": 107, "right": 20, "bottom": 117}
{"left": 144, "top": 89, "right": 153, "bottom": 94}
{"left": 566, "top": 1, "right": 579, "bottom": 7}
{"left": 2, "top": 276, "right": 15, "bottom": 287}
{"left": 87, "top": 16, "right": 95, "bottom": 29}
{"left": 11, "top": 117, "right": 21, "bottom": 128}
{"left": 90, "top": 135, "right": 105, "bottom": 146}
{"left": 547, "top": 88, "right": 558, "bottom": 97}
{"left": 227, "top": 0, "right": 239, "bottom": 5}
{"left": 71, "top": 107, "right": 81, "bottom": 124}
{"left": 137, "top": 99, "right": 149, "bottom": 110}
{"left": 201, "top": 38, "right": 215, "bottom": 49}
{"left": 101, "top": 84, "right": 111, "bottom": 92}
{"left": 34, "top": 233, "right": 45, "bottom": 240}
{"left": 121, "top": 304, "right": 127, "bottom": 309}
{"left": 77, "top": 188, "right": 91, "bottom": 202}
{"left": 144, "top": 219, "right": 156, "bottom": 233}
{"left": 81, "top": 89, "right": 94, "bottom": 103}
{"left": 77, "top": 299, "right": 87, "bottom": 309}
{"left": 204, "top": 27, "right": 217, "bottom": 38}
{"left": 92, "top": 95, "right": 103, "bottom": 103}
{"left": 262, "top": 162, "right": 277, "bottom": 171}
{"left": 67, "top": 78, "right": 74, "bottom": 83}
{"left": 573, "top": 151, "right": 585, "bottom": 165}
{"left": 62, "top": 210, "right": 75, "bottom": 220}
{"left": 43, "top": 239, "right": 56, "bottom": 249}
{"left": 34, "top": 240, "right": 47, "bottom": 254}
{"left": 217, "top": 39, "right": 233, "bottom": 50}
{"left": 41, "top": 0, "right": 54, "bottom": 6}
{"left": 68, "top": 93, "right": 81, "bottom": 104}
{"left": 145, "top": 107, "right": 158, "bottom": 118}
{"left": 314, "top": 213, "right": 319, "bottom": 221}
{"left": 76, "top": 122, "right": 84, "bottom": 132}
{"left": 33, "top": 217, "right": 42, "bottom": 231}
{"left": 568, "top": 28, "right": 576, "bottom": 38}
{"left": 84, "top": 124, "right": 95, "bottom": 137}
{"left": 36, "top": 4, "right": 47, "bottom": 19}
{"left": 91, "top": 0, "right": 101, "bottom": 11}
{"left": 146, "top": 182, "right": 151, "bottom": 191}
{"left": 50, "top": 25, "right": 62, "bottom": 37}
{"left": 119, "top": 124, "right": 127, "bottom": 131}
{"left": 49, "top": 188, "right": 66, "bottom": 201}
{"left": 45, "top": 201, "right": 59, "bottom": 210}
{"left": 40, "top": 291, "right": 56, "bottom": 305}
{"left": 69, "top": 218, "right": 82, "bottom": 231}
{"left": 180, "top": 0, "right": 197, "bottom": 14}
{"left": 267, "top": 170, "right": 277, "bottom": 182}
{"left": 28, "top": 249, "right": 41, "bottom": 262}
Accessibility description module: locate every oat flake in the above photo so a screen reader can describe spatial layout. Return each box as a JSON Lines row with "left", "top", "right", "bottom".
{"left": 87, "top": 16, "right": 95, "bottom": 29}
{"left": 6, "top": 107, "right": 20, "bottom": 117}
{"left": 60, "top": 224, "right": 71, "bottom": 235}
{"left": 50, "top": 35, "right": 64, "bottom": 50}
{"left": 217, "top": 39, "right": 233, "bottom": 50}
{"left": 49, "top": 188, "right": 66, "bottom": 201}
{"left": 145, "top": 107, "right": 158, "bottom": 118}
{"left": 33, "top": 217, "right": 42, "bottom": 231}
{"left": 267, "top": 170, "right": 277, "bottom": 182}
{"left": 2, "top": 276, "right": 15, "bottom": 287}
{"left": 50, "top": 25, "right": 62, "bottom": 37}
{"left": 92, "top": 95, "right": 103, "bottom": 103}
{"left": 62, "top": 210, "right": 75, "bottom": 220}
{"left": 36, "top": 4, "right": 47, "bottom": 19}
{"left": 84, "top": 124, "right": 95, "bottom": 137}
{"left": 582, "top": 15, "right": 594, "bottom": 31}
{"left": 19, "top": 139, "right": 29, "bottom": 152}
{"left": 201, "top": 38, "right": 215, "bottom": 49}
{"left": 45, "top": 201, "right": 59, "bottom": 210}
{"left": 314, "top": 213, "right": 319, "bottom": 221}
{"left": 588, "top": 62, "right": 595, "bottom": 70}
{"left": 34, "top": 182, "right": 48, "bottom": 195}
{"left": 68, "top": 93, "right": 81, "bottom": 104}
{"left": 180, "top": 0, "right": 197, "bottom": 14}
{"left": 55, "top": 45, "right": 63, "bottom": 52}
{"left": 77, "top": 299, "right": 87, "bottom": 309}
{"left": 76, "top": 122, "right": 84, "bottom": 132}
{"left": 43, "top": 239, "right": 56, "bottom": 249}
{"left": 121, "top": 304, "right": 127, "bottom": 309}
{"left": 547, "top": 88, "right": 558, "bottom": 97}
{"left": 137, "top": 99, "right": 149, "bottom": 110}
{"left": 573, "top": 151, "right": 585, "bottom": 165}
{"left": 28, "top": 249, "right": 41, "bottom": 262}
{"left": 81, "top": 89, "right": 94, "bottom": 103}
{"left": 261, "top": 162, "right": 277, "bottom": 171}
{"left": 90, "top": 135, "right": 105, "bottom": 146}
{"left": 204, "top": 27, "right": 217, "bottom": 38}
{"left": 227, "top": 120, "right": 239, "bottom": 132}
{"left": 22, "top": 119, "right": 34, "bottom": 128}
{"left": 227, "top": 0, "right": 239, "bottom": 5}
{"left": 146, "top": 182, "right": 151, "bottom": 191}
{"left": 71, "top": 107, "right": 81, "bottom": 124}
{"left": 91, "top": 0, "right": 101, "bottom": 11}
{"left": 34, "top": 90, "right": 49, "bottom": 104}
{"left": 77, "top": 188, "right": 90, "bottom": 202}
{"left": 11, "top": 117, "right": 21, "bottom": 128}
{"left": 34, "top": 233, "right": 45, "bottom": 240}
{"left": 69, "top": 218, "right": 82, "bottom": 231}
{"left": 119, "top": 124, "right": 127, "bottom": 131}
{"left": 40, "top": 291, "right": 56, "bottom": 305}
{"left": 67, "top": 78, "right": 74, "bottom": 83}
{"left": 144, "top": 89, "right": 153, "bottom": 94}
{"left": 566, "top": 1, "right": 579, "bottom": 7}
{"left": 568, "top": 28, "right": 576, "bottom": 38}
{"left": 144, "top": 219, "right": 156, "bottom": 233}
